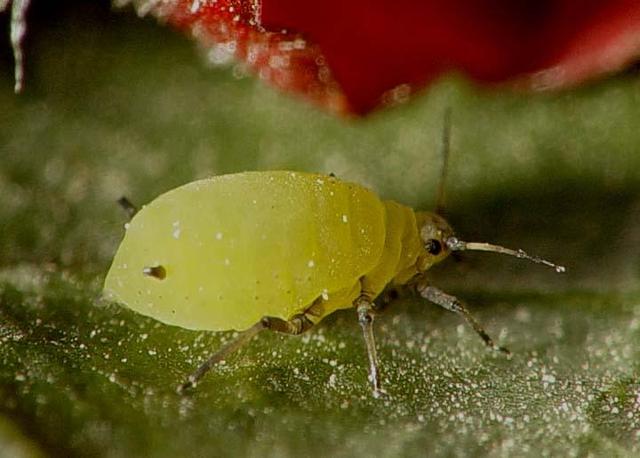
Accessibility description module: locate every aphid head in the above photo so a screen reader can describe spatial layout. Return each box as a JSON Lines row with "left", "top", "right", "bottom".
{"left": 415, "top": 211, "right": 566, "bottom": 274}
{"left": 416, "top": 211, "right": 455, "bottom": 269}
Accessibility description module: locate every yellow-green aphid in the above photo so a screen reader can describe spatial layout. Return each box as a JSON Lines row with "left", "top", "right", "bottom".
{"left": 104, "top": 118, "right": 565, "bottom": 397}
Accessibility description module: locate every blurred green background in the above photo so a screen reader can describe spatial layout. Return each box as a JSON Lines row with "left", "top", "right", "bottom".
{"left": 1, "top": 1, "right": 639, "bottom": 456}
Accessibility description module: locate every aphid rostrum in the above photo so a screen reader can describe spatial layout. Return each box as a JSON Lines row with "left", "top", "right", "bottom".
{"left": 104, "top": 114, "right": 565, "bottom": 396}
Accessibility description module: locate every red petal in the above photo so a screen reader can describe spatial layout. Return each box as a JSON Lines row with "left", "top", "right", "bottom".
{"left": 162, "top": 0, "right": 350, "bottom": 113}
{"left": 150, "top": 0, "right": 640, "bottom": 114}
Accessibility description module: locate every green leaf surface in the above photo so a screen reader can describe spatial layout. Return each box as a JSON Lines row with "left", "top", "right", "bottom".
{"left": 1, "top": 2, "right": 640, "bottom": 457}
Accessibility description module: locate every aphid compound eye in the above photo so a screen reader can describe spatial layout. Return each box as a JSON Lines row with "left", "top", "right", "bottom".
{"left": 426, "top": 239, "right": 442, "bottom": 255}
{"left": 143, "top": 265, "right": 167, "bottom": 280}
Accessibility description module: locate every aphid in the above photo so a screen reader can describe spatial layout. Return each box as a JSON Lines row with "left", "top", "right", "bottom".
{"left": 104, "top": 114, "right": 565, "bottom": 397}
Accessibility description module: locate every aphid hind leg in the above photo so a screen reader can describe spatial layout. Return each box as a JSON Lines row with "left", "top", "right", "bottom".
{"left": 354, "top": 295, "right": 386, "bottom": 398}
{"left": 264, "top": 314, "right": 315, "bottom": 335}
{"left": 417, "top": 283, "right": 510, "bottom": 355}
{"left": 177, "top": 314, "right": 314, "bottom": 394}
{"left": 177, "top": 320, "right": 267, "bottom": 393}
{"left": 117, "top": 196, "right": 138, "bottom": 220}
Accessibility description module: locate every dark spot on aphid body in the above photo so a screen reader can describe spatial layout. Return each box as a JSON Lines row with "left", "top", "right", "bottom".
{"left": 143, "top": 265, "right": 166, "bottom": 280}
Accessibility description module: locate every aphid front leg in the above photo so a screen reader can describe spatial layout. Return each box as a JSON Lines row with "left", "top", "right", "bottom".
{"left": 416, "top": 283, "right": 510, "bottom": 355}
{"left": 354, "top": 295, "right": 386, "bottom": 398}
{"left": 177, "top": 314, "right": 315, "bottom": 394}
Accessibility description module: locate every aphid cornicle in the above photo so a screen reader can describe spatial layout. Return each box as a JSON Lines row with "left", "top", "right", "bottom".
{"left": 104, "top": 116, "right": 565, "bottom": 397}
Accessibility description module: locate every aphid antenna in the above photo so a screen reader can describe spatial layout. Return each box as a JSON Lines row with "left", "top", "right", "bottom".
{"left": 434, "top": 107, "right": 452, "bottom": 216}
{"left": 445, "top": 237, "right": 566, "bottom": 273}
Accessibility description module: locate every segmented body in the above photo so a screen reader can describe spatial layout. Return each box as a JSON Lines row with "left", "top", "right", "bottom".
{"left": 104, "top": 171, "right": 423, "bottom": 331}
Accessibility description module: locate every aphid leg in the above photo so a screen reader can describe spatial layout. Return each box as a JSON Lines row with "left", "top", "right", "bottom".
{"left": 416, "top": 283, "right": 510, "bottom": 355}
{"left": 177, "top": 320, "right": 267, "bottom": 393}
{"left": 117, "top": 196, "right": 138, "bottom": 220}
{"left": 264, "top": 314, "right": 315, "bottom": 335}
{"left": 177, "top": 314, "right": 315, "bottom": 394}
{"left": 354, "top": 295, "right": 386, "bottom": 398}
{"left": 375, "top": 285, "right": 407, "bottom": 312}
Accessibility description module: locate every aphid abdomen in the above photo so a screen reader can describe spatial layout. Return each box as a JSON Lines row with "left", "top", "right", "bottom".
{"left": 307, "top": 282, "right": 362, "bottom": 324}
{"left": 296, "top": 200, "right": 421, "bottom": 323}
{"left": 104, "top": 171, "right": 387, "bottom": 331}
{"left": 392, "top": 203, "right": 424, "bottom": 285}
{"left": 360, "top": 200, "right": 421, "bottom": 298}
